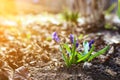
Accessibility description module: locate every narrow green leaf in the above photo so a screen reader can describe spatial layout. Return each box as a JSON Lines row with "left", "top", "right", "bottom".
{"left": 69, "top": 51, "right": 78, "bottom": 64}
{"left": 105, "top": 3, "right": 116, "bottom": 15}
{"left": 77, "top": 45, "right": 95, "bottom": 63}
{"left": 117, "top": 0, "right": 120, "bottom": 19}
{"left": 62, "top": 53, "right": 70, "bottom": 67}
{"left": 63, "top": 43, "right": 71, "bottom": 55}
{"left": 70, "top": 37, "right": 77, "bottom": 64}
{"left": 88, "top": 45, "right": 109, "bottom": 62}
{"left": 77, "top": 52, "right": 83, "bottom": 59}
{"left": 71, "top": 37, "right": 77, "bottom": 53}
{"left": 60, "top": 45, "right": 70, "bottom": 67}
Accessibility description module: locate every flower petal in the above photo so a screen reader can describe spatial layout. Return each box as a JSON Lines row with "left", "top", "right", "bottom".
{"left": 52, "top": 32, "right": 60, "bottom": 43}
{"left": 89, "top": 40, "right": 94, "bottom": 49}
{"left": 70, "top": 34, "right": 74, "bottom": 43}
{"left": 76, "top": 40, "right": 79, "bottom": 48}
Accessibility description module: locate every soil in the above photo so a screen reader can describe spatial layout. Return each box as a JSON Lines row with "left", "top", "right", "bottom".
{"left": 0, "top": 14, "right": 120, "bottom": 80}
{"left": 30, "top": 31, "right": 120, "bottom": 80}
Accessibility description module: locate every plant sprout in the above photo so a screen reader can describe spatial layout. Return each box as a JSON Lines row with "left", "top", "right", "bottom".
{"left": 52, "top": 32, "right": 109, "bottom": 67}
{"left": 62, "top": 10, "right": 79, "bottom": 24}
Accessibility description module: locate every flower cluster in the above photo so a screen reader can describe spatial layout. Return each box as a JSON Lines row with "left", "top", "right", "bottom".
{"left": 89, "top": 40, "right": 94, "bottom": 49}
{"left": 52, "top": 32, "right": 60, "bottom": 43}
{"left": 70, "top": 34, "right": 79, "bottom": 48}
{"left": 52, "top": 32, "right": 109, "bottom": 67}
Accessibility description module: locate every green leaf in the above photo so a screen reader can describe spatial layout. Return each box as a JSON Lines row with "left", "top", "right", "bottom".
{"left": 105, "top": 3, "right": 116, "bottom": 15}
{"left": 77, "top": 52, "right": 84, "bottom": 59}
{"left": 88, "top": 45, "right": 109, "bottom": 62}
{"left": 71, "top": 37, "right": 76, "bottom": 53}
{"left": 60, "top": 45, "right": 70, "bottom": 67}
{"left": 70, "top": 37, "right": 77, "bottom": 64}
{"left": 77, "top": 45, "right": 95, "bottom": 63}
{"left": 62, "top": 53, "right": 70, "bottom": 67}
{"left": 83, "top": 41, "right": 89, "bottom": 54}
{"left": 63, "top": 43, "right": 71, "bottom": 55}
{"left": 69, "top": 36, "right": 79, "bottom": 64}
{"left": 117, "top": 0, "right": 120, "bottom": 19}
{"left": 69, "top": 51, "right": 77, "bottom": 65}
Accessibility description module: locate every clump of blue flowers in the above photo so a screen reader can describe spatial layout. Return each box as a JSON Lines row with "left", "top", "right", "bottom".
{"left": 52, "top": 32, "right": 60, "bottom": 43}
{"left": 52, "top": 32, "right": 109, "bottom": 67}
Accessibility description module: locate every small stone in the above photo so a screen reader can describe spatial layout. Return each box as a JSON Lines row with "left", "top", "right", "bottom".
{"left": 83, "top": 62, "right": 92, "bottom": 70}
{"left": 115, "top": 58, "right": 120, "bottom": 66}
{"left": 108, "top": 46, "right": 114, "bottom": 55}
{"left": 98, "top": 55, "right": 107, "bottom": 62}
{"left": 105, "top": 69, "right": 117, "bottom": 76}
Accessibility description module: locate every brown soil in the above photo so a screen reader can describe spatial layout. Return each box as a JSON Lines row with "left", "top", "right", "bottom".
{"left": 0, "top": 15, "right": 120, "bottom": 80}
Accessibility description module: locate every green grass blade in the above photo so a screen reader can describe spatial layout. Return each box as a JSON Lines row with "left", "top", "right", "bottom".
{"left": 60, "top": 45, "right": 70, "bottom": 67}
{"left": 77, "top": 52, "right": 83, "bottom": 59}
{"left": 117, "top": 0, "right": 120, "bottom": 19}
{"left": 105, "top": 3, "right": 116, "bottom": 15}
{"left": 62, "top": 53, "right": 70, "bottom": 67}
{"left": 70, "top": 38, "right": 77, "bottom": 64}
{"left": 63, "top": 43, "right": 71, "bottom": 55}
{"left": 77, "top": 45, "right": 95, "bottom": 63}
{"left": 88, "top": 45, "right": 109, "bottom": 62}
{"left": 69, "top": 51, "right": 78, "bottom": 64}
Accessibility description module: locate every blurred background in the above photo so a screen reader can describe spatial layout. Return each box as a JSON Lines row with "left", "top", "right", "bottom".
{"left": 0, "top": 0, "right": 119, "bottom": 30}
{"left": 0, "top": 0, "right": 118, "bottom": 14}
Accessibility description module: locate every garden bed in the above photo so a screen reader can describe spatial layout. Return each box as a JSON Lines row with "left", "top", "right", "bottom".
{"left": 0, "top": 14, "right": 120, "bottom": 80}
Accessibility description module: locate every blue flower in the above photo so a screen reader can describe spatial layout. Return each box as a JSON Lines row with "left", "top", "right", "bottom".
{"left": 89, "top": 40, "right": 94, "bottom": 49}
{"left": 76, "top": 40, "right": 79, "bottom": 48}
{"left": 70, "top": 34, "right": 74, "bottom": 43}
{"left": 70, "top": 34, "right": 79, "bottom": 48}
{"left": 77, "top": 48, "right": 82, "bottom": 52}
{"left": 52, "top": 32, "right": 60, "bottom": 43}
